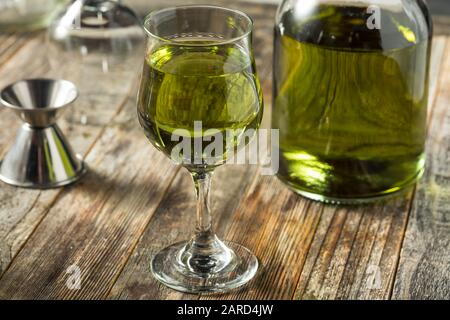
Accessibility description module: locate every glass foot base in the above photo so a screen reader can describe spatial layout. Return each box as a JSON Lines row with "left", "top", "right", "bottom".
{"left": 291, "top": 187, "right": 413, "bottom": 205}
{"left": 151, "top": 241, "right": 258, "bottom": 293}
{"left": 277, "top": 169, "right": 423, "bottom": 205}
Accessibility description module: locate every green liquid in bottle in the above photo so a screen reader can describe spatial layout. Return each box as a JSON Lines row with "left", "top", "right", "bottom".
{"left": 273, "top": 4, "right": 432, "bottom": 203}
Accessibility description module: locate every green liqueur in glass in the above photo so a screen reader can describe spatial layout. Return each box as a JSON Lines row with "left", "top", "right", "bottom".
{"left": 138, "top": 42, "right": 263, "bottom": 170}
{"left": 273, "top": 2, "right": 432, "bottom": 203}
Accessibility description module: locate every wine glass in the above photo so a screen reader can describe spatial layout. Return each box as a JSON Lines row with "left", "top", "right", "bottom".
{"left": 138, "top": 5, "right": 263, "bottom": 293}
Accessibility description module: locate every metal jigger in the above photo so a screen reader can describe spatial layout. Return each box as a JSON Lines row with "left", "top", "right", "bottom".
{"left": 0, "top": 79, "right": 86, "bottom": 188}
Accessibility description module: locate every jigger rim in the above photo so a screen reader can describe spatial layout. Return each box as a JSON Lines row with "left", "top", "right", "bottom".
{"left": 0, "top": 78, "right": 78, "bottom": 112}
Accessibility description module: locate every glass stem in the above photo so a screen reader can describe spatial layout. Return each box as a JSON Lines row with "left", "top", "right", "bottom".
{"left": 193, "top": 171, "right": 213, "bottom": 235}
{"left": 180, "top": 171, "right": 233, "bottom": 275}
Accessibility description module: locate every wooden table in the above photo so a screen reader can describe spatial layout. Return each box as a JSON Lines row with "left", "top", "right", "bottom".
{"left": 0, "top": 1, "right": 449, "bottom": 300}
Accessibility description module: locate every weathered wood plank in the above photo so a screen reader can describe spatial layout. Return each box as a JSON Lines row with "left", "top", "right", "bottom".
{"left": 0, "top": 32, "right": 36, "bottom": 69}
{"left": 0, "top": 34, "right": 49, "bottom": 89}
{"left": 195, "top": 179, "right": 412, "bottom": 300}
{"left": 392, "top": 39, "right": 450, "bottom": 300}
{"left": 108, "top": 164, "right": 260, "bottom": 300}
{"left": 202, "top": 176, "right": 320, "bottom": 300}
{"left": 107, "top": 170, "right": 197, "bottom": 300}
{"left": 295, "top": 195, "right": 412, "bottom": 300}
{"left": 0, "top": 100, "right": 181, "bottom": 299}
{"left": 0, "top": 32, "right": 140, "bottom": 276}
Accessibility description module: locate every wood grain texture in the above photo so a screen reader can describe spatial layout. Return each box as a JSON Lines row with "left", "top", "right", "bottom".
{"left": 0, "top": 34, "right": 48, "bottom": 88}
{"left": 0, "top": 101, "right": 180, "bottom": 299}
{"left": 0, "top": 32, "right": 140, "bottom": 277}
{"left": 0, "top": 32, "right": 36, "bottom": 69}
{"left": 0, "top": 0, "right": 448, "bottom": 300}
{"left": 295, "top": 195, "right": 412, "bottom": 300}
{"left": 195, "top": 178, "right": 413, "bottom": 300}
{"left": 204, "top": 176, "right": 320, "bottom": 300}
{"left": 108, "top": 164, "right": 259, "bottom": 300}
{"left": 392, "top": 38, "right": 450, "bottom": 300}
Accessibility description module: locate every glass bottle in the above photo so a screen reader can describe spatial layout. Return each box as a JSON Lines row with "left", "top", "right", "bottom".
{"left": 272, "top": 0, "right": 433, "bottom": 203}
{"left": 47, "top": 0, "right": 144, "bottom": 125}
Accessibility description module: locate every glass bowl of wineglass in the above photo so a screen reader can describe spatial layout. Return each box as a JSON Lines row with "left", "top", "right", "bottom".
{"left": 137, "top": 5, "right": 264, "bottom": 293}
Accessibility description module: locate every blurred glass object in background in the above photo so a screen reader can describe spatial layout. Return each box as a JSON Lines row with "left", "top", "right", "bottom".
{"left": 47, "top": 0, "right": 145, "bottom": 125}
{"left": 0, "top": 0, "right": 67, "bottom": 32}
